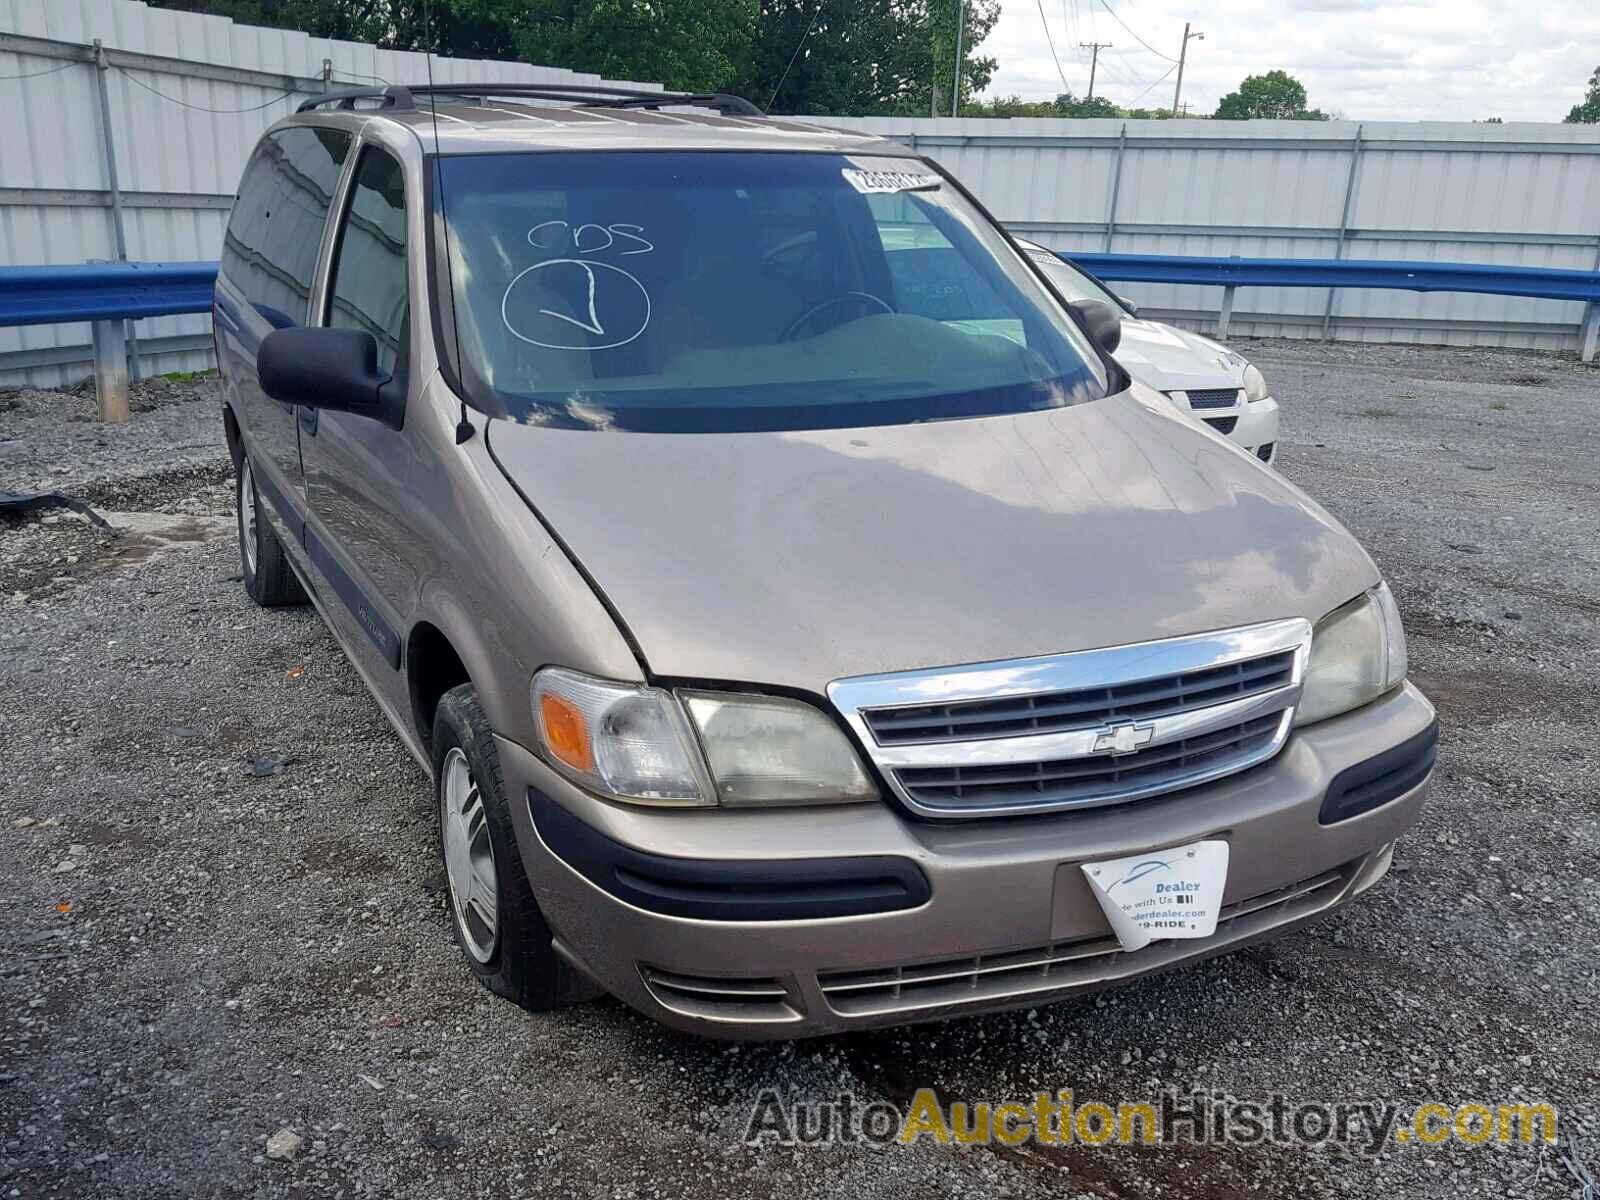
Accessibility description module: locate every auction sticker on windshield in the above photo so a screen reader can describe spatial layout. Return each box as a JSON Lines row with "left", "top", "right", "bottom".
{"left": 1081, "top": 840, "right": 1229, "bottom": 952}
{"left": 841, "top": 168, "right": 939, "bottom": 194}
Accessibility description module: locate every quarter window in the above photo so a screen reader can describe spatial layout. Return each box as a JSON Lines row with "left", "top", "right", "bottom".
{"left": 326, "top": 147, "right": 410, "bottom": 384}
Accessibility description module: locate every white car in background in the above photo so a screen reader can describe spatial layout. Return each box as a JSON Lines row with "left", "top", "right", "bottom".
{"left": 1017, "top": 239, "right": 1281, "bottom": 464}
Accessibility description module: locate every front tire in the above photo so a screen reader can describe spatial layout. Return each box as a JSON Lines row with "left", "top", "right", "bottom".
{"left": 236, "top": 452, "right": 306, "bottom": 607}
{"left": 432, "top": 683, "right": 598, "bottom": 1012}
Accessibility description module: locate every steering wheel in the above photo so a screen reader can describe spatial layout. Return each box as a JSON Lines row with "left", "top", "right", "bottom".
{"left": 781, "top": 291, "right": 894, "bottom": 342}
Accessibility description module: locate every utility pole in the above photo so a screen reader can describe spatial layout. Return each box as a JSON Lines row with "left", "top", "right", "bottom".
{"left": 951, "top": 0, "right": 966, "bottom": 116}
{"left": 1079, "top": 42, "right": 1113, "bottom": 100}
{"left": 1172, "top": 22, "right": 1204, "bottom": 117}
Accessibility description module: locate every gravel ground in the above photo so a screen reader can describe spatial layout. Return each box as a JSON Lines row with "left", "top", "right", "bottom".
{"left": 2, "top": 345, "right": 1597, "bottom": 1199}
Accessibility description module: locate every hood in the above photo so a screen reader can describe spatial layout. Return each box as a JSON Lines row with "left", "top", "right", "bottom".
{"left": 487, "top": 388, "right": 1375, "bottom": 697}
{"left": 1113, "top": 319, "right": 1245, "bottom": 393}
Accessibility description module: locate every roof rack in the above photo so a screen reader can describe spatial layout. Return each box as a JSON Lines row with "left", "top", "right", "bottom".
{"left": 297, "top": 82, "right": 764, "bottom": 117}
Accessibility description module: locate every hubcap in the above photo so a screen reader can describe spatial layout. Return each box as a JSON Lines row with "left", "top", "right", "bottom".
{"left": 440, "top": 747, "right": 499, "bottom": 964}
{"left": 239, "top": 458, "right": 258, "bottom": 575}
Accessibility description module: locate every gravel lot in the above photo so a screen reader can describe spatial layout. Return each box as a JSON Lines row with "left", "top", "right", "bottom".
{"left": 2, "top": 343, "right": 1597, "bottom": 1199}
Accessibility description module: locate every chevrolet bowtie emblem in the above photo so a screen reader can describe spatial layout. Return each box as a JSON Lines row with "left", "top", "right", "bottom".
{"left": 1093, "top": 721, "right": 1156, "bottom": 755}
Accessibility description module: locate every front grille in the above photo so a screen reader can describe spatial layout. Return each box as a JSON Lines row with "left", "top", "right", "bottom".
{"left": 1183, "top": 387, "right": 1241, "bottom": 409}
{"left": 640, "top": 966, "right": 799, "bottom": 1024}
{"left": 1203, "top": 415, "right": 1239, "bottom": 435}
{"left": 864, "top": 650, "right": 1294, "bottom": 746}
{"left": 830, "top": 618, "right": 1310, "bottom": 819}
{"left": 817, "top": 865, "right": 1350, "bottom": 1016}
{"left": 895, "top": 712, "right": 1284, "bottom": 813}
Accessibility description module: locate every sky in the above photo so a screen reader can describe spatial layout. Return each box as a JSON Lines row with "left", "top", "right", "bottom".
{"left": 975, "top": 0, "right": 1600, "bottom": 123}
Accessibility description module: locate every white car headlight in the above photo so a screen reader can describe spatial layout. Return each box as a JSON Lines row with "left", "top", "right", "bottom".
{"left": 531, "top": 667, "right": 877, "bottom": 807}
{"left": 1242, "top": 362, "right": 1269, "bottom": 402}
{"left": 1295, "top": 583, "right": 1408, "bottom": 727}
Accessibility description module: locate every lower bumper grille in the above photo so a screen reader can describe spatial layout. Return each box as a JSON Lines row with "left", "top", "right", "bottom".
{"left": 640, "top": 966, "right": 799, "bottom": 1024}
{"left": 1255, "top": 442, "right": 1276, "bottom": 462}
{"left": 1203, "top": 415, "right": 1239, "bottom": 435}
{"left": 817, "top": 863, "right": 1353, "bottom": 1016}
{"left": 895, "top": 712, "right": 1286, "bottom": 814}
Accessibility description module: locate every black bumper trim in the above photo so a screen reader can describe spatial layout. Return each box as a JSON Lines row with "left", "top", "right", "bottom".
{"left": 1319, "top": 718, "right": 1439, "bottom": 824}
{"left": 528, "top": 790, "right": 931, "bottom": 921}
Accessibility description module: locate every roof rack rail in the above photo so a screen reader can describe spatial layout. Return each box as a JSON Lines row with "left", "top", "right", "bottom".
{"left": 297, "top": 82, "right": 764, "bottom": 117}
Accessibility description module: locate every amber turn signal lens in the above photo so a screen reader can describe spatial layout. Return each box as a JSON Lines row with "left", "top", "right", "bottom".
{"left": 539, "top": 692, "right": 594, "bottom": 773}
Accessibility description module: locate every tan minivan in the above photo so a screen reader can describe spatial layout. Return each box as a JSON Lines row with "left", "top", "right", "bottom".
{"left": 215, "top": 83, "right": 1438, "bottom": 1038}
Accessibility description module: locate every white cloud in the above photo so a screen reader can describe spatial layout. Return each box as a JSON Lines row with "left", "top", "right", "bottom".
{"left": 974, "top": 0, "right": 1600, "bottom": 122}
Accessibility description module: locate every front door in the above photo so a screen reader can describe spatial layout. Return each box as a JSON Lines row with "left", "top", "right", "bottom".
{"left": 299, "top": 142, "right": 419, "bottom": 723}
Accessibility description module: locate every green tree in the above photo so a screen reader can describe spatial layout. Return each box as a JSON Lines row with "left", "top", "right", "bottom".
{"left": 1566, "top": 66, "right": 1600, "bottom": 123}
{"left": 1213, "top": 70, "right": 1327, "bottom": 120}
{"left": 747, "top": 0, "right": 998, "bottom": 116}
{"left": 516, "top": 0, "right": 758, "bottom": 91}
{"left": 146, "top": 0, "right": 1004, "bottom": 111}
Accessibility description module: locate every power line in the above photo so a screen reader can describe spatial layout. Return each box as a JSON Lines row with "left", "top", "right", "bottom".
{"left": 1128, "top": 62, "right": 1177, "bottom": 106}
{"left": 1034, "top": 0, "right": 1073, "bottom": 92}
{"left": 1095, "top": 0, "right": 1177, "bottom": 62}
{"left": 0, "top": 59, "right": 77, "bottom": 81}
{"left": 114, "top": 66, "right": 304, "bottom": 112}
{"left": 766, "top": 0, "right": 822, "bottom": 112}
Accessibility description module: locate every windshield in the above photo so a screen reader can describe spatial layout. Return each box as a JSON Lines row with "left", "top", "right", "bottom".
{"left": 435, "top": 152, "right": 1111, "bottom": 433}
{"left": 1026, "top": 250, "right": 1123, "bottom": 309}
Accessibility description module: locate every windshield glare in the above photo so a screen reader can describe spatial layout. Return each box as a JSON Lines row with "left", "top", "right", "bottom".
{"left": 437, "top": 151, "right": 1110, "bottom": 433}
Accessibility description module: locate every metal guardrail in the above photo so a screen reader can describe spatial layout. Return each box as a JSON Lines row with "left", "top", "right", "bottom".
{"left": 1068, "top": 252, "right": 1600, "bottom": 358}
{"left": 0, "top": 252, "right": 1595, "bottom": 422}
{"left": 0, "top": 261, "right": 217, "bottom": 422}
{"left": 0, "top": 261, "right": 217, "bottom": 327}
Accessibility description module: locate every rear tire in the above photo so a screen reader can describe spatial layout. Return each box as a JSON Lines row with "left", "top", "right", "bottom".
{"left": 432, "top": 683, "right": 599, "bottom": 1012}
{"left": 237, "top": 452, "right": 306, "bottom": 607}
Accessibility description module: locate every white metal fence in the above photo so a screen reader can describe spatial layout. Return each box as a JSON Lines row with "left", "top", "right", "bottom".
{"left": 0, "top": 0, "right": 658, "bottom": 387}
{"left": 809, "top": 116, "right": 1600, "bottom": 354}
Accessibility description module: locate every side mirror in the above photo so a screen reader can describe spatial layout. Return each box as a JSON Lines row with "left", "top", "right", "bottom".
{"left": 1068, "top": 299, "right": 1122, "bottom": 355}
{"left": 258, "top": 327, "right": 403, "bottom": 429}
{"left": 1116, "top": 295, "right": 1139, "bottom": 317}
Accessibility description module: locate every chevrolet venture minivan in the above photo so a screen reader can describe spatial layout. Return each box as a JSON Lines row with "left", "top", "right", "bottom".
{"left": 215, "top": 84, "right": 1438, "bottom": 1038}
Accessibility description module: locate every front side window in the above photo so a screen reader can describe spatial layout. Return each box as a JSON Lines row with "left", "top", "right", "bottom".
{"left": 326, "top": 146, "right": 410, "bottom": 384}
{"left": 221, "top": 126, "right": 352, "bottom": 326}
{"left": 436, "top": 152, "right": 1111, "bottom": 433}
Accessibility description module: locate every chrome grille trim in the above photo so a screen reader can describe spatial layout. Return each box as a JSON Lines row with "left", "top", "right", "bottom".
{"left": 895, "top": 711, "right": 1289, "bottom": 814}
{"left": 829, "top": 618, "right": 1311, "bottom": 818}
{"left": 864, "top": 649, "right": 1296, "bottom": 746}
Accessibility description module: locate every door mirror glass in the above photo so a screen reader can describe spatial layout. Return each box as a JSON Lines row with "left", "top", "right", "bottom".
{"left": 1068, "top": 299, "right": 1123, "bottom": 356}
{"left": 258, "top": 327, "right": 402, "bottom": 427}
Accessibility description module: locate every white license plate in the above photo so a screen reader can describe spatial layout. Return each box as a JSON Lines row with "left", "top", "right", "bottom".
{"left": 1081, "top": 839, "right": 1230, "bottom": 952}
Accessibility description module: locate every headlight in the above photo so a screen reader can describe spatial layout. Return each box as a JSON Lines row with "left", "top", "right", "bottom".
{"left": 531, "top": 668, "right": 877, "bottom": 807}
{"left": 1295, "top": 583, "right": 1408, "bottom": 727}
{"left": 1242, "top": 363, "right": 1269, "bottom": 402}
{"left": 681, "top": 691, "right": 878, "bottom": 806}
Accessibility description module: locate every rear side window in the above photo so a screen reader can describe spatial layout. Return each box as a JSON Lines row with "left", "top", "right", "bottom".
{"left": 221, "top": 126, "right": 352, "bottom": 327}
{"left": 325, "top": 146, "right": 410, "bottom": 385}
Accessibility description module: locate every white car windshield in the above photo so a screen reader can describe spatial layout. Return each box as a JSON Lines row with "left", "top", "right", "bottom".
{"left": 436, "top": 151, "right": 1112, "bottom": 432}
{"left": 1027, "top": 250, "right": 1124, "bottom": 310}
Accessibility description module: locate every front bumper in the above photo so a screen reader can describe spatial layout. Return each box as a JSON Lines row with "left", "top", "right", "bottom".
{"left": 1234, "top": 395, "right": 1281, "bottom": 462}
{"left": 501, "top": 681, "right": 1435, "bottom": 1039}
